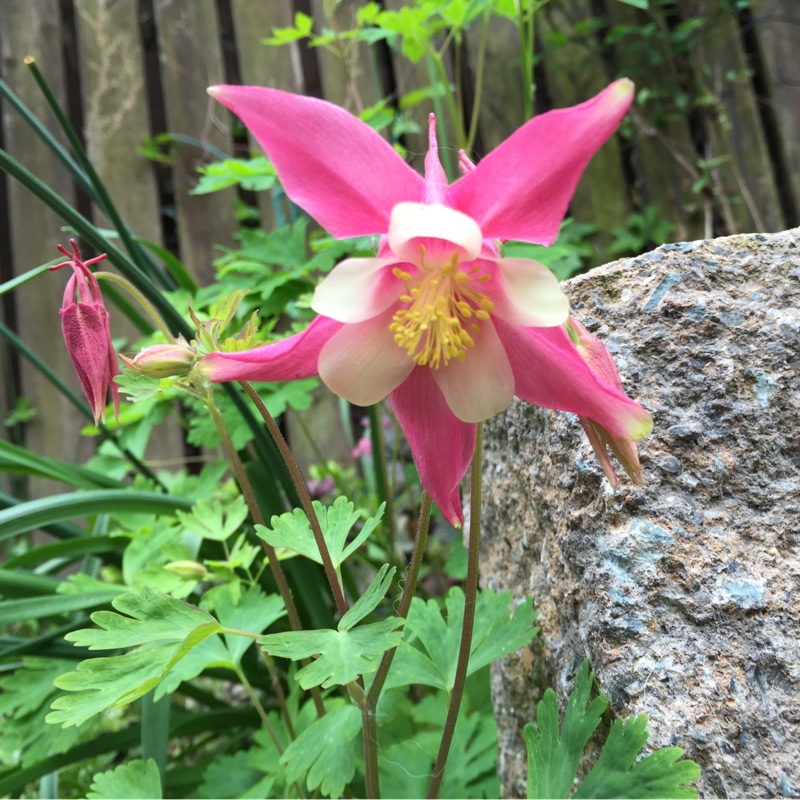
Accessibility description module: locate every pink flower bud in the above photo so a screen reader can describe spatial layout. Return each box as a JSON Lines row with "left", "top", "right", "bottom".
{"left": 50, "top": 240, "right": 119, "bottom": 425}
{"left": 120, "top": 339, "right": 196, "bottom": 379}
{"left": 568, "top": 317, "right": 645, "bottom": 489}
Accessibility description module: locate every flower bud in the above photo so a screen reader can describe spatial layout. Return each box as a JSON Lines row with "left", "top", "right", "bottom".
{"left": 122, "top": 339, "right": 196, "bottom": 379}
{"left": 163, "top": 560, "right": 208, "bottom": 581}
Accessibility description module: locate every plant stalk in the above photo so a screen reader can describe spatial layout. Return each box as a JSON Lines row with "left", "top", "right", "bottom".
{"left": 239, "top": 381, "right": 348, "bottom": 619}
{"left": 204, "top": 397, "right": 326, "bottom": 719}
{"left": 427, "top": 424, "right": 483, "bottom": 798}
{"left": 363, "top": 493, "right": 433, "bottom": 799}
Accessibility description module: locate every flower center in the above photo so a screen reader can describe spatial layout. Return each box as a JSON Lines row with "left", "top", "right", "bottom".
{"left": 389, "top": 249, "right": 494, "bottom": 369}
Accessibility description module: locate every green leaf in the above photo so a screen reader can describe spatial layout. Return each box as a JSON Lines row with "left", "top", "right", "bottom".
{"left": 0, "top": 490, "right": 193, "bottom": 542}
{"left": 0, "top": 590, "right": 123, "bottom": 627}
{"left": 198, "top": 749, "right": 276, "bottom": 799}
{"left": 338, "top": 564, "right": 395, "bottom": 631}
{"left": 385, "top": 587, "right": 538, "bottom": 690}
{"left": 47, "top": 588, "right": 227, "bottom": 727}
{"left": 203, "top": 583, "right": 286, "bottom": 665}
{"left": 525, "top": 661, "right": 608, "bottom": 799}
{"left": 67, "top": 588, "right": 217, "bottom": 650}
{"left": 281, "top": 703, "right": 361, "bottom": 797}
{"left": 616, "top": 0, "right": 649, "bottom": 8}
{"left": 575, "top": 717, "right": 700, "bottom": 799}
{"left": 260, "top": 617, "right": 404, "bottom": 690}
{"left": 87, "top": 759, "right": 162, "bottom": 799}
{"left": 525, "top": 660, "right": 700, "bottom": 799}
{"left": 255, "top": 496, "right": 384, "bottom": 569}
{"left": 175, "top": 495, "right": 249, "bottom": 542}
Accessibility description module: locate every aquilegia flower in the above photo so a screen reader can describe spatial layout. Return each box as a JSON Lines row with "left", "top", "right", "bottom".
{"left": 568, "top": 317, "right": 644, "bottom": 489}
{"left": 51, "top": 239, "right": 119, "bottom": 425}
{"left": 199, "top": 82, "right": 652, "bottom": 524}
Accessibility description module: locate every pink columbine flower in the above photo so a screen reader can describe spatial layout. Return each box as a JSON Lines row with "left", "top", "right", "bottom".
{"left": 198, "top": 82, "right": 653, "bottom": 525}
{"left": 51, "top": 239, "right": 120, "bottom": 425}
{"left": 568, "top": 318, "right": 645, "bottom": 489}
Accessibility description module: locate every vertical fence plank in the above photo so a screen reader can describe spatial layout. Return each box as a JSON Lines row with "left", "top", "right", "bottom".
{"left": 155, "top": 0, "right": 237, "bottom": 286}
{"left": 680, "top": 4, "right": 783, "bottom": 234}
{"left": 466, "top": 15, "right": 525, "bottom": 156}
{"left": 74, "top": 0, "right": 190, "bottom": 471}
{"left": 231, "top": 0, "right": 303, "bottom": 232}
{"left": 603, "top": 0, "right": 703, "bottom": 243}
{"left": 539, "top": 1, "right": 632, "bottom": 262}
{"left": 749, "top": 0, "right": 800, "bottom": 225}
{"left": 0, "top": 0, "right": 94, "bottom": 498}
{"left": 75, "top": 0, "right": 162, "bottom": 245}
{"left": 311, "top": 0, "right": 381, "bottom": 114}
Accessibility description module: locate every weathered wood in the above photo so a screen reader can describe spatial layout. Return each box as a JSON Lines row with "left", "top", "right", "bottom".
{"left": 538, "top": 1, "right": 632, "bottom": 262}
{"left": 604, "top": 0, "right": 703, "bottom": 243}
{"left": 680, "top": 3, "right": 784, "bottom": 234}
{"left": 465, "top": 15, "right": 525, "bottom": 156}
{"left": 749, "top": 0, "right": 800, "bottom": 227}
{"left": 230, "top": 0, "right": 303, "bottom": 232}
{"left": 311, "top": 0, "right": 381, "bottom": 114}
{"left": 0, "top": 0, "right": 94, "bottom": 498}
{"left": 154, "top": 0, "right": 237, "bottom": 286}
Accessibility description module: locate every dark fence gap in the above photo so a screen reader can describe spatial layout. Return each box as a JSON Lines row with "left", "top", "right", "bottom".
{"left": 0, "top": 65, "right": 26, "bottom": 498}
{"left": 214, "top": 0, "right": 260, "bottom": 226}
{"left": 737, "top": 7, "right": 799, "bottom": 228}
{"left": 58, "top": 0, "right": 94, "bottom": 240}
{"left": 293, "top": 0, "right": 323, "bottom": 98}
{"left": 138, "top": 0, "right": 181, "bottom": 258}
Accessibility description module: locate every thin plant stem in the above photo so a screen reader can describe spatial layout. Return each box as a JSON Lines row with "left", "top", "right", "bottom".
{"left": 367, "top": 403, "right": 397, "bottom": 569}
{"left": 430, "top": 53, "right": 466, "bottom": 151}
{"left": 519, "top": 0, "right": 533, "bottom": 121}
{"left": 204, "top": 397, "right": 326, "bottom": 719}
{"left": 237, "top": 665, "right": 306, "bottom": 799}
{"left": 465, "top": 11, "right": 490, "bottom": 153}
{"left": 362, "top": 493, "right": 433, "bottom": 799}
{"left": 259, "top": 651, "right": 296, "bottom": 740}
{"left": 94, "top": 271, "right": 175, "bottom": 341}
{"left": 238, "top": 381, "right": 348, "bottom": 619}
{"left": 427, "top": 424, "right": 483, "bottom": 799}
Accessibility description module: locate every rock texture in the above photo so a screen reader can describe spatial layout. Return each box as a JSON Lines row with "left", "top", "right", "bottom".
{"left": 480, "top": 230, "right": 800, "bottom": 798}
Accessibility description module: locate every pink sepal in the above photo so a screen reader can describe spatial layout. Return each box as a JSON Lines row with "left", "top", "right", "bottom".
{"left": 209, "top": 85, "right": 426, "bottom": 238}
{"left": 446, "top": 80, "right": 634, "bottom": 245}
{"left": 390, "top": 367, "right": 476, "bottom": 527}
{"left": 199, "top": 315, "right": 342, "bottom": 383}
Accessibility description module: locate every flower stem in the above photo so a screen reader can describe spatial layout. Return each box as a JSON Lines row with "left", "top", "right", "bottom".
{"left": 238, "top": 381, "right": 348, "bottom": 618}
{"left": 427, "top": 424, "right": 483, "bottom": 799}
{"left": 363, "top": 493, "right": 433, "bottom": 799}
{"left": 465, "top": 11, "right": 490, "bottom": 153}
{"left": 367, "top": 403, "right": 398, "bottom": 570}
{"left": 94, "top": 271, "right": 175, "bottom": 341}
{"left": 204, "top": 396, "right": 326, "bottom": 719}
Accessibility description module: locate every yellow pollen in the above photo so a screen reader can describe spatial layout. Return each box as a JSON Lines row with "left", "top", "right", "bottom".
{"left": 391, "top": 257, "right": 494, "bottom": 369}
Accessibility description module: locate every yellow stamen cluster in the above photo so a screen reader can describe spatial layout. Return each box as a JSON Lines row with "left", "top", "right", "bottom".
{"left": 389, "top": 251, "right": 494, "bottom": 369}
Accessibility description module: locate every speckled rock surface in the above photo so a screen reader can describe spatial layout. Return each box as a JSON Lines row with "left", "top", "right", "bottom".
{"left": 480, "top": 230, "right": 800, "bottom": 799}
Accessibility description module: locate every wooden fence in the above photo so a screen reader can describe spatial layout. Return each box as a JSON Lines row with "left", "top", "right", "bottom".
{"left": 1, "top": 0, "right": 798, "bottom": 498}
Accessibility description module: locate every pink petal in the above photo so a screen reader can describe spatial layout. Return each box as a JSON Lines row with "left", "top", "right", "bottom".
{"left": 198, "top": 315, "right": 341, "bottom": 383}
{"left": 390, "top": 368, "right": 476, "bottom": 526}
{"left": 446, "top": 80, "right": 635, "bottom": 245}
{"left": 208, "top": 85, "right": 426, "bottom": 238}
{"left": 311, "top": 257, "right": 402, "bottom": 323}
{"left": 493, "top": 317, "right": 652, "bottom": 440}
{"left": 388, "top": 202, "right": 483, "bottom": 263}
{"left": 431, "top": 320, "right": 515, "bottom": 423}
{"left": 482, "top": 258, "right": 569, "bottom": 327}
{"left": 318, "top": 310, "right": 415, "bottom": 407}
